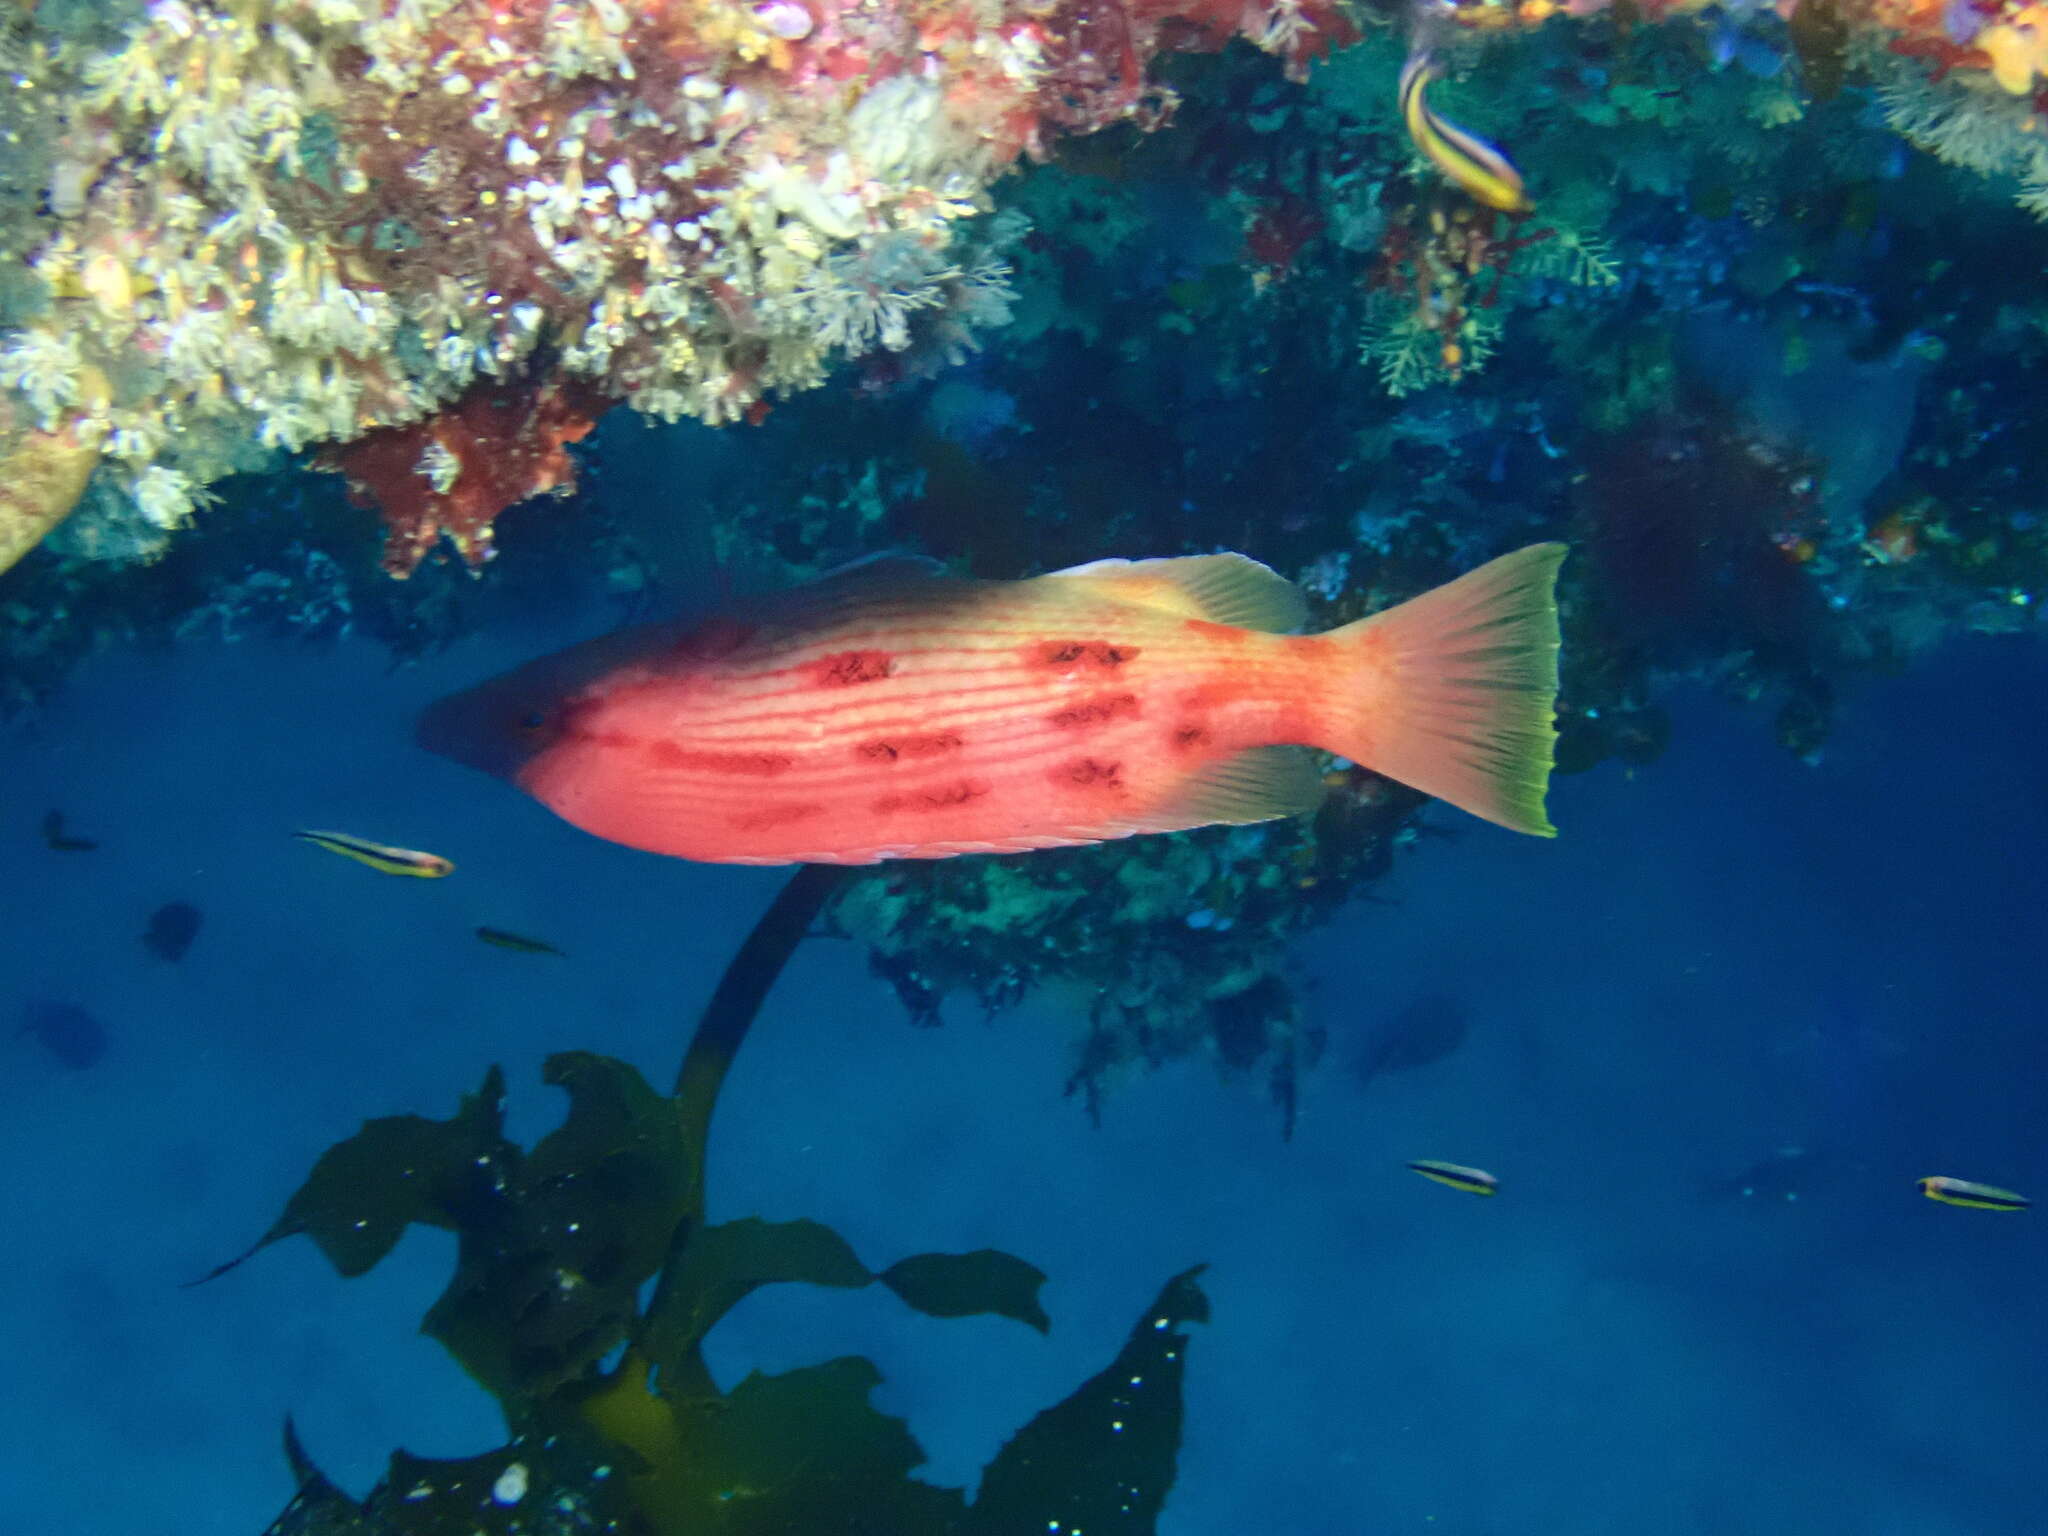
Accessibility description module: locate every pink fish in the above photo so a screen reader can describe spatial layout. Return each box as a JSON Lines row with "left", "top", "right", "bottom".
{"left": 418, "top": 544, "right": 1565, "bottom": 864}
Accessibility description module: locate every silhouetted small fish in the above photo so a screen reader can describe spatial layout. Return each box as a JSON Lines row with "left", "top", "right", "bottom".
{"left": 143, "top": 901, "right": 202, "bottom": 962}
{"left": 41, "top": 809, "right": 97, "bottom": 852}
{"left": 294, "top": 829, "right": 455, "bottom": 877}
{"left": 476, "top": 926, "right": 565, "bottom": 957}
{"left": 1406, "top": 1159, "right": 1498, "bottom": 1196}
{"left": 1353, "top": 994, "right": 1469, "bottom": 1091}
{"left": 1707, "top": 1144, "right": 1816, "bottom": 1204}
{"left": 21, "top": 1000, "right": 107, "bottom": 1069}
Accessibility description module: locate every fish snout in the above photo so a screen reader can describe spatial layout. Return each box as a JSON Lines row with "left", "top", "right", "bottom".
{"left": 416, "top": 681, "right": 551, "bottom": 781}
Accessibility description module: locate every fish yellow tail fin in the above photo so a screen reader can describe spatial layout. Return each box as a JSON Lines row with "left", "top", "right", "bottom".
{"left": 1326, "top": 543, "right": 1565, "bottom": 836}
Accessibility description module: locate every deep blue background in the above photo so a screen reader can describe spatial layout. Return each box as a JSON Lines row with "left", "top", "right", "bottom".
{"left": 2, "top": 618, "right": 2042, "bottom": 1535}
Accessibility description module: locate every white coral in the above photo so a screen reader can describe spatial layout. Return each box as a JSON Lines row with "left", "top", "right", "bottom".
{"left": 0, "top": 326, "right": 85, "bottom": 427}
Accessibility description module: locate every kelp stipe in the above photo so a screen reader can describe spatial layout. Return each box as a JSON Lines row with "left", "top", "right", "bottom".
{"left": 222, "top": 865, "right": 1210, "bottom": 1535}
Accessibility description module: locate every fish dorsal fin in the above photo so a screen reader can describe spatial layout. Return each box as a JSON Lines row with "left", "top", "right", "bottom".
{"left": 751, "top": 553, "right": 951, "bottom": 626}
{"left": 1037, "top": 553, "right": 1308, "bottom": 633}
{"left": 1117, "top": 745, "right": 1326, "bottom": 836}
{"left": 807, "top": 551, "right": 947, "bottom": 586}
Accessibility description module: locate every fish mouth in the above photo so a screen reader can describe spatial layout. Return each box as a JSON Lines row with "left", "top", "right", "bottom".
{"left": 416, "top": 618, "right": 676, "bottom": 780}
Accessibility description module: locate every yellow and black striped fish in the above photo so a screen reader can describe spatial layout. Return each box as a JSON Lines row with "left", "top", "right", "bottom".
{"left": 294, "top": 829, "right": 455, "bottom": 878}
{"left": 1917, "top": 1176, "right": 2028, "bottom": 1212}
{"left": 1398, "top": 51, "right": 1533, "bottom": 216}
{"left": 1407, "top": 1159, "right": 1499, "bottom": 1196}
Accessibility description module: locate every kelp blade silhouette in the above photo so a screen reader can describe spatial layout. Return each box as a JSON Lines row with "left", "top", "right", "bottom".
{"left": 239, "top": 865, "right": 1211, "bottom": 1535}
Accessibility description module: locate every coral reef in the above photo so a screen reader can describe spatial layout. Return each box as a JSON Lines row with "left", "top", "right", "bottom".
{"left": 0, "top": 0, "right": 1351, "bottom": 574}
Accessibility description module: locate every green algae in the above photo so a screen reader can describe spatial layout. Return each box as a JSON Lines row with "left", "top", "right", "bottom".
{"left": 244, "top": 866, "right": 1208, "bottom": 1535}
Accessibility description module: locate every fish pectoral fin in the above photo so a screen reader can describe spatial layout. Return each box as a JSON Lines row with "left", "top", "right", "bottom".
{"left": 1119, "top": 745, "right": 1326, "bottom": 836}
{"left": 1035, "top": 553, "right": 1308, "bottom": 633}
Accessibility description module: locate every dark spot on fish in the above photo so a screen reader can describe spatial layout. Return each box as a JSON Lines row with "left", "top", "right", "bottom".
{"left": 143, "top": 901, "right": 202, "bottom": 963}
{"left": 646, "top": 740, "right": 793, "bottom": 775}
{"left": 1171, "top": 724, "right": 1211, "bottom": 751}
{"left": 873, "top": 778, "right": 989, "bottom": 814}
{"left": 729, "top": 804, "right": 824, "bottom": 831}
{"left": 856, "top": 732, "right": 962, "bottom": 763}
{"left": 815, "top": 650, "right": 895, "bottom": 686}
{"left": 674, "top": 617, "right": 754, "bottom": 661}
{"left": 1056, "top": 758, "right": 1124, "bottom": 790}
{"left": 1050, "top": 693, "right": 1139, "bottom": 730}
{"left": 1036, "top": 640, "right": 1139, "bottom": 669}
{"left": 21, "top": 1000, "right": 106, "bottom": 1070}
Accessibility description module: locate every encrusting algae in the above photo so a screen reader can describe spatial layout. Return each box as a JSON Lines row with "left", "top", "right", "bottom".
{"left": 0, "top": 0, "right": 1355, "bottom": 576}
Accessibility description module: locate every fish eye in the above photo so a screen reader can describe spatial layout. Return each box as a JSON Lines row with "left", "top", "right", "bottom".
{"left": 516, "top": 709, "right": 548, "bottom": 733}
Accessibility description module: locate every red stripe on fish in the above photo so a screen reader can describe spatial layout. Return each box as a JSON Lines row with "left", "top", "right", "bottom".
{"left": 645, "top": 740, "right": 794, "bottom": 776}
{"left": 857, "top": 732, "right": 965, "bottom": 762}
{"left": 873, "top": 779, "right": 991, "bottom": 815}
{"left": 728, "top": 804, "right": 823, "bottom": 831}
{"left": 1049, "top": 693, "right": 1140, "bottom": 730}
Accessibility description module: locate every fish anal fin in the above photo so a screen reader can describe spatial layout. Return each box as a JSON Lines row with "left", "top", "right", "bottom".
{"left": 1118, "top": 745, "right": 1326, "bottom": 836}
{"left": 1038, "top": 554, "right": 1308, "bottom": 633}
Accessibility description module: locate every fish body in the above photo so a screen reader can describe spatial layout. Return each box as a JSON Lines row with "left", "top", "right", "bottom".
{"left": 1918, "top": 1176, "right": 2029, "bottom": 1211}
{"left": 476, "top": 926, "right": 565, "bottom": 956}
{"left": 294, "top": 829, "right": 455, "bottom": 878}
{"left": 1398, "top": 52, "right": 1534, "bottom": 215}
{"left": 1407, "top": 1159, "right": 1498, "bottom": 1196}
{"left": 420, "top": 545, "right": 1565, "bottom": 866}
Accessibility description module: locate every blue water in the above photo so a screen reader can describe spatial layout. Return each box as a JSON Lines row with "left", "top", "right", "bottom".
{"left": 2, "top": 623, "right": 2044, "bottom": 1533}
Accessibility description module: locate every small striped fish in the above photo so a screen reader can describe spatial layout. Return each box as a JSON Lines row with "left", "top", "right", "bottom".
{"left": 1406, "top": 1159, "right": 1499, "bottom": 1196}
{"left": 1398, "top": 50, "right": 1533, "bottom": 216}
{"left": 418, "top": 545, "right": 1564, "bottom": 866}
{"left": 294, "top": 829, "right": 454, "bottom": 877}
{"left": 1918, "top": 1176, "right": 2029, "bottom": 1212}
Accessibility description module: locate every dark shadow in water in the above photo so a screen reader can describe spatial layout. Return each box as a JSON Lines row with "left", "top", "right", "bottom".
{"left": 142, "top": 901, "right": 202, "bottom": 963}
{"left": 21, "top": 1000, "right": 107, "bottom": 1070}
{"left": 1350, "top": 994, "right": 1469, "bottom": 1094}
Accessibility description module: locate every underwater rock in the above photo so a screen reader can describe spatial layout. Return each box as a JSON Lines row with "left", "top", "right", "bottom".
{"left": 142, "top": 900, "right": 202, "bottom": 962}
{"left": 21, "top": 999, "right": 106, "bottom": 1070}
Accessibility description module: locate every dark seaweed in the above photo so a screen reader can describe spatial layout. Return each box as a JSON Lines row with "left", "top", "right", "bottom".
{"left": 236, "top": 865, "right": 1207, "bottom": 1535}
